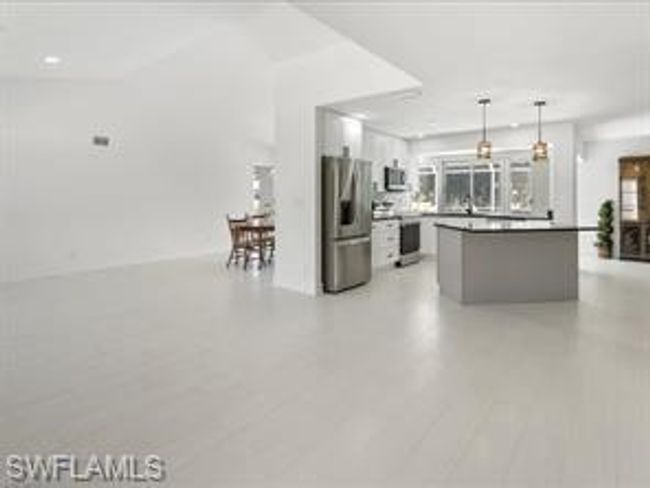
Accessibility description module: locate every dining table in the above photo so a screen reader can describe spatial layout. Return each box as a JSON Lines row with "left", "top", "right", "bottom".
{"left": 240, "top": 218, "right": 275, "bottom": 266}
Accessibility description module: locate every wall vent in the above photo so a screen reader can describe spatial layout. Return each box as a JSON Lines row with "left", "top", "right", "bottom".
{"left": 92, "top": 136, "right": 110, "bottom": 147}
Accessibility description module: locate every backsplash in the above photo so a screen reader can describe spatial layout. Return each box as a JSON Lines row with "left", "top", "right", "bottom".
{"left": 372, "top": 182, "right": 414, "bottom": 212}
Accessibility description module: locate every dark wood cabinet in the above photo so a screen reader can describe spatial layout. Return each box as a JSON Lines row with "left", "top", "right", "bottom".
{"left": 619, "top": 156, "right": 650, "bottom": 262}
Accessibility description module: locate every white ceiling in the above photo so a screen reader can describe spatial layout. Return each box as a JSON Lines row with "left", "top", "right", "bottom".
{"left": 2, "top": 1, "right": 647, "bottom": 137}
{"left": 295, "top": 1, "right": 650, "bottom": 138}
{"left": 0, "top": 2, "right": 342, "bottom": 80}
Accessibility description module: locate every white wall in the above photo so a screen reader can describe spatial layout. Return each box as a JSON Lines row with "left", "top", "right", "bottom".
{"left": 577, "top": 136, "right": 650, "bottom": 257}
{"left": 410, "top": 122, "right": 577, "bottom": 223}
{"left": 273, "top": 41, "right": 420, "bottom": 295}
{"left": 580, "top": 111, "right": 650, "bottom": 142}
{"left": 0, "top": 27, "right": 275, "bottom": 283}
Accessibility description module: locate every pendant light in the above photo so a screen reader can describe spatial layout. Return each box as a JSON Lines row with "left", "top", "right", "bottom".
{"left": 476, "top": 98, "right": 492, "bottom": 159}
{"left": 532, "top": 100, "right": 548, "bottom": 161}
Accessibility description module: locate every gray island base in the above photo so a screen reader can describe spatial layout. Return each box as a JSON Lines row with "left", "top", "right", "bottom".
{"left": 436, "top": 221, "right": 597, "bottom": 304}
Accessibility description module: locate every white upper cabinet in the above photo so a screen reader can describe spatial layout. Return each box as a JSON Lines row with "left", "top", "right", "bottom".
{"left": 364, "top": 130, "right": 408, "bottom": 166}
{"left": 319, "top": 110, "right": 363, "bottom": 159}
{"left": 362, "top": 128, "right": 410, "bottom": 188}
{"left": 318, "top": 110, "right": 410, "bottom": 190}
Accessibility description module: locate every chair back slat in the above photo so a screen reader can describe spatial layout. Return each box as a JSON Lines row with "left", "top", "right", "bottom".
{"left": 227, "top": 215, "right": 248, "bottom": 246}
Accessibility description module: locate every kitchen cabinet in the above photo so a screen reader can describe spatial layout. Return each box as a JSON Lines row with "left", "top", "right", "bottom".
{"left": 362, "top": 128, "right": 410, "bottom": 189}
{"left": 437, "top": 223, "right": 584, "bottom": 304}
{"left": 420, "top": 217, "right": 438, "bottom": 255}
{"left": 421, "top": 216, "right": 497, "bottom": 255}
{"left": 362, "top": 132, "right": 383, "bottom": 185}
{"left": 619, "top": 156, "right": 650, "bottom": 261}
{"left": 319, "top": 110, "right": 363, "bottom": 159}
{"left": 318, "top": 111, "right": 410, "bottom": 192}
{"left": 371, "top": 219, "right": 400, "bottom": 268}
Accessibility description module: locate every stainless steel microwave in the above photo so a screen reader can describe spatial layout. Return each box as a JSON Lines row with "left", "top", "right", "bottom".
{"left": 384, "top": 166, "right": 407, "bottom": 192}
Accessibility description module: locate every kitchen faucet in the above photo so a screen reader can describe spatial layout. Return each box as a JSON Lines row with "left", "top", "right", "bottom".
{"left": 465, "top": 194, "right": 473, "bottom": 215}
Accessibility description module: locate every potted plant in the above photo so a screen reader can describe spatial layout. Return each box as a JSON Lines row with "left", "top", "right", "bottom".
{"left": 595, "top": 199, "right": 614, "bottom": 258}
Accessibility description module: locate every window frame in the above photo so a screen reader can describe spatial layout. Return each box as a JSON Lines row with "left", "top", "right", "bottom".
{"left": 421, "top": 150, "right": 547, "bottom": 215}
{"left": 441, "top": 159, "right": 472, "bottom": 212}
{"left": 416, "top": 165, "right": 438, "bottom": 210}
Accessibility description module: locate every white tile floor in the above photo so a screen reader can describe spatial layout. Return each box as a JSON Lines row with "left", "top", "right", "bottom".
{"left": 1, "top": 256, "right": 649, "bottom": 487}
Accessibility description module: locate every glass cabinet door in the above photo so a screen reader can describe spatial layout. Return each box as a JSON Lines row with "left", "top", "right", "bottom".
{"left": 619, "top": 157, "right": 650, "bottom": 261}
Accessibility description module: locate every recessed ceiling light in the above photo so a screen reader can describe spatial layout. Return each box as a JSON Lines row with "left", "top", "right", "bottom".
{"left": 352, "top": 112, "right": 369, "bottom": 120}
{"left": 416, "top": 132, "right": 425, "bottom": 139}
{"left": 43, "top": 56, "right": 61, "bottom": 65}
{"left": 509, "top": 122, "right": 520, "bottom": 128}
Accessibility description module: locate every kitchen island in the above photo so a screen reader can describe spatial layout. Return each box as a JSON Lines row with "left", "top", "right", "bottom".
{"left": 436, "top": 221, "right": 597, "bottom": 304}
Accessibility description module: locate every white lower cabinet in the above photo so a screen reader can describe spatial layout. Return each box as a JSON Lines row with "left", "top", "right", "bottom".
{"left": 420, "top": 217, "right": 438, "bottom": 255}
{"left": 371, "top": 220, "right": 400, "bottom": 268}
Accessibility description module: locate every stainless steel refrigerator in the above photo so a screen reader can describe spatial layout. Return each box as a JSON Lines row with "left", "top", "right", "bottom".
{"left": 322, "top": 155, "right": 372, "bottom": 293}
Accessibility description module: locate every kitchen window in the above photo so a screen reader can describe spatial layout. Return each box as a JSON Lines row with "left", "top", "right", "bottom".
{"left": 509, "top": 161, "right": 533, "bottom": 212}
{"left": 428, "top": 151, "right": 548, "bottom": 215}
{"left": 416, "top": 167, "right": 436, "bottom": 209}
{"left": 443, "top": 162, "right": 471, "bottom": 211}
{"left": 442, "top": 160, "right": 501, "bottom": 212}
{"left": 473, "top": 162, "right": 502, "bottom": 212}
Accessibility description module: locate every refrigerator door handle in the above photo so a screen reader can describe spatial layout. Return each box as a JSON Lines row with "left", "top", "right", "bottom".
{"left": 337, "top": 236, "right": 370, "bottom": 246}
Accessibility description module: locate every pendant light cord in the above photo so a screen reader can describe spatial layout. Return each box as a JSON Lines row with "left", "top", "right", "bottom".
{"left": 483, "top": 103, "right": 487, "bottom": 141}
{"left": 479, "top": 99, "right": 489, "bottom": 141}
{"left": 535, "top": 100, "right": 545, "bottom": 143}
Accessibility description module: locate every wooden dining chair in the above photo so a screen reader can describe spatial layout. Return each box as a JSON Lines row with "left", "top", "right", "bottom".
{"left": 226, "top": 215, "right": 249, "bottom": 268}
{"left": 247, "top": 213, "right": 275, "bottom": 265}
{"left": 247, "top": 212, "right": 270, "bottom": 220}
{"left": 246, "top": 214, "right": 274, "bottom": 265}
{"left": 261, "top": 229, "right": 275, "bottom": 263}
{"left": 242, "top": 218, "right": 267, "bottom": 270}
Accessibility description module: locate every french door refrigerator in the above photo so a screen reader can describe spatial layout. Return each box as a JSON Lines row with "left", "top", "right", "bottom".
{"left": 322, "top": 155, "right": 372, "bottom": 293}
